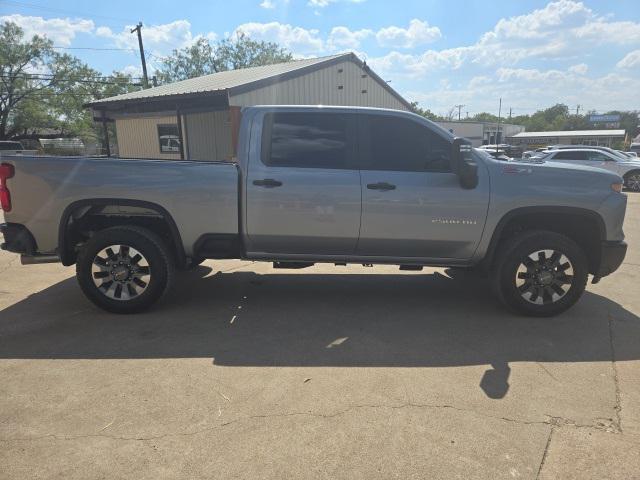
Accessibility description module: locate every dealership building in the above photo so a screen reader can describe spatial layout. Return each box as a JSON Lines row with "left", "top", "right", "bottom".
{"left": 436, "top": 121, "right": 525, "bottom": 147}
{"left": 507, "top": 129, "right": 626, "bottom": 148}
{"left": 87, "top": 53, "right": 410, "bottom": 160}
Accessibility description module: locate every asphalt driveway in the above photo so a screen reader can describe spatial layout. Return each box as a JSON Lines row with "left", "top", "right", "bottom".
{"left": 1, "top": 195, "right": 639, "bottom": 479}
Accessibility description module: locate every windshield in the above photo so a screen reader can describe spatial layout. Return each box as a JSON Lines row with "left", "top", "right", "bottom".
{"left": 599, "top": 147, "right": 627, "bottom": 160}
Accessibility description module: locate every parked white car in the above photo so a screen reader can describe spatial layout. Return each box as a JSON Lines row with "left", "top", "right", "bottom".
{"left": 540, "top": 148, "right": 640, "bottom": 191}
{"left": 523, "top": 147, "right": 548, "bottom": 158}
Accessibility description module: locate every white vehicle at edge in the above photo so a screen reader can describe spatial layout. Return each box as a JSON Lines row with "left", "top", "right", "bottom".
{"left": 540, "top": 148, "right": 640, "bottom": 191}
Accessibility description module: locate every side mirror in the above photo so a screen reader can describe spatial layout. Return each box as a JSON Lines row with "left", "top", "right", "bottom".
{"left": 451, "top": 137, "right": 478, "bottom": 189}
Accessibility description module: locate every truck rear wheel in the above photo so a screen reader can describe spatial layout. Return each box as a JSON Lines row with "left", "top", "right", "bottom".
{"left": 76, "top": 226, "right": 174, "bottom": 314}
{"left": 491, "top": 230, "right": 588, "bottom": 317}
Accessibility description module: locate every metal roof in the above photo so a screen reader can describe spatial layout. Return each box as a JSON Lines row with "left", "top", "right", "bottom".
{"left": 510, "top": 130, "right": 626, "bottom": 138}
{"left": 88, "top": 52, "right": 410, "bottom": 108}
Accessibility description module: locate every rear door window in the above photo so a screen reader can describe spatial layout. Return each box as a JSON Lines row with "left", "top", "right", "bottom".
{"left": 262, "top": 112, "right": 354, "bottom": 169}
{"left": 359, "top": 115, "right": 451, "bottom": 173}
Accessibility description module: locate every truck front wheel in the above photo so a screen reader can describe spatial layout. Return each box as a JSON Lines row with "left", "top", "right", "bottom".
{"left": 76, "top": 226, "right": 174, "bottom": 314}
{"left": 491, "top": 230, "right": 588, "bottom": 317}
{"left": 623, "top": 170, "right": 640, "bottom": 192}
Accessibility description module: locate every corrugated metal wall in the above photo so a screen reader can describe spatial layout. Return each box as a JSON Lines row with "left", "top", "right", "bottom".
{"left": 184, "top": 110, "right": 233, "bottom": 161}
{"left": 229, "top": 59, "right": 408, "bottom": 110}
{"left": 115, "top": 58, "right": 408, "bottom": 160}
{"left": 115, "top": 115, "right": 182, "bottom": 160}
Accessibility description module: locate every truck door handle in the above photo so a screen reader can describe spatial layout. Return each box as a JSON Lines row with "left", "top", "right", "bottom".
{"left": 366, "top": 182, "right": 396, "bottom": 191}
{"left": 253, "top": 178, "right": 283, "bottom": 188}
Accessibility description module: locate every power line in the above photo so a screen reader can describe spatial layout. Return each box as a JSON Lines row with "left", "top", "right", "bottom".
{"left": 0, "top": 73, "right": 143, "bottom": 81}
{"left": 0, "top": 91, "right": 139, "bottom": 97}
{"left": 52, "top": 46, "right": 138, "bottom": 52}
{"left": 1, "top": 0, "right": 137, "bottom": 24}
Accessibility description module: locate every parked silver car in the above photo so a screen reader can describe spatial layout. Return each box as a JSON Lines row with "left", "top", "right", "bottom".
{"left": 538, "top": 148, "right": 640, "bottom": 191}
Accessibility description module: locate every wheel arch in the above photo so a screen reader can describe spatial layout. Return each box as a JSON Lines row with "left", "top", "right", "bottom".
{"left": 484, "top": 206, "right": 606, "bottom": 274}
{"left": 58, "top": 198, "right": 186, "bottom": 267}
{"left": 623, "top": 169, "right": 640, "bottom": 189}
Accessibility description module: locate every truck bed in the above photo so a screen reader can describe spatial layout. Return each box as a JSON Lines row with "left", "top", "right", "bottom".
{"left": 1, "top": 155, "right": 239, "bottom": 256}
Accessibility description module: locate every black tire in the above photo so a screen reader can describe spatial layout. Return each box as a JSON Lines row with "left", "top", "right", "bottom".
{"left": 76, "top": 226, "right": 175, "bottom": 314}
{"left": 623, "top": 170, "right": 640, "bottom": 192}
{"left": 491, "top": 230, "right": 588, "bottom": 317}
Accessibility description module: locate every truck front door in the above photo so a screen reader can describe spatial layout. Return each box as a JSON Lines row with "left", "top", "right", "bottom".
{"left": 356, "top": 113, "right": 490, "bottom": 260}
{"left": 245, "top": 111, "right": 361, "bottom": 255}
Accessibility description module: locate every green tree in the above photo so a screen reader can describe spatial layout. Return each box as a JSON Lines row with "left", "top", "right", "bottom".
{"left": 0, "top": 22, "right": 56, "bottom": 139}
{"left": 0, "top": 21, "right": 139, "bottom": 145}
{"left": 471, "top": 112, "right": 499, "bottom": 123}
{"left": 409, "top": 101, "right": 442, "bottom": 121}
{"left": 603, "top": 110, "right": 639, "bottom": 143}
{"left": 156, "top": 32, "right": 293, "bottom": 84}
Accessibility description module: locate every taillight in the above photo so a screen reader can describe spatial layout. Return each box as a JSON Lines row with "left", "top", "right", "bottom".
{"left": 0, "top": 163, "right": 15, "bottom": 212}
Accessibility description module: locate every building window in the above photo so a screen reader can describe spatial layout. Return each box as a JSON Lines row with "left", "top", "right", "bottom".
{"left": 157, "top": 124, "right": 181, "bottom": 154}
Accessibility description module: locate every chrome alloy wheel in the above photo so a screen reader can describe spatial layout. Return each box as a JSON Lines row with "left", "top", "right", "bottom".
{"left": 515, "top": 249, "right": 574, "bottom": 305}
{"left": 91, "top": 244, "right": 150, "bottom": 301}
{"left": 626, "top": 173, "right": 640, "bottom": 192}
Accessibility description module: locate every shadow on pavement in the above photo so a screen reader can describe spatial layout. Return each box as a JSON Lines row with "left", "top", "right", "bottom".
{"left": 1, "top": 266, "right": 638, "bottom": 398}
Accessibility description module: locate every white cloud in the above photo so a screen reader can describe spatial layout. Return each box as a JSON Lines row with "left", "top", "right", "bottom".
{"left": 0, "top": 14, "right": 94, "bottom": 46}
{"left": 573, "top": 20, "right": 640, "bottom": 44}
{"left": 95, "top": 26, "right": 112, "bottom": 37}
{"left": 372, "top": 0, "right": 640, "bottom": 77}
{"left": 233, "top": 22, "right": 324, "bottom": 55}
{"left": 376, "top": 19, "right": 441, "bottom": 48}
{"left": 327, "top": 26, "right": 372, "bottom": 50}
{"left": 96, "top": 20, "right": 203, "bottom": 55}
{"left": 617, "top": 50, "right": 640, "bottom": 69}
{"left": 259, "top": 0, "right": 290, "bottom": 8}
{"left": 119, "top": 64, "right": 143, "bottom": 77}
{"left": 307, "top": 0, "right": 365, "bottom": 7}
{"left": 488, "top": 0, "right": 591, "bottom": 41}
{"left": 568, "top": 63, "right": 588, "bottom": 74}
{"left": 368, "top": 47, "right": 470, "bottom": 78}
{"left": 409, "top": 65, "right": 637, "bottom": 115}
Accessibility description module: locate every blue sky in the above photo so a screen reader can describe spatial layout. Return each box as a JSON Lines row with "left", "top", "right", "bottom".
{"left": 1, "top": 0, "right": 639, "bottom": 116}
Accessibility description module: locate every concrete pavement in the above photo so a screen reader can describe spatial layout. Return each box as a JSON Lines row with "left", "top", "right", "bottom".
{"left": 1, "top": 195, "right": 639, "bottom": 479}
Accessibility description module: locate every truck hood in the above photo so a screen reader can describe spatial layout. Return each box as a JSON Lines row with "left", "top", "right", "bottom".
{"left": 618, "top": 160, "right": 640, "bottom": 168}
{"left": 503, "top": 158, "right": 623, "bottom": 190}
{"left": 512, "top": 158, "right": 623, "bottom": 180}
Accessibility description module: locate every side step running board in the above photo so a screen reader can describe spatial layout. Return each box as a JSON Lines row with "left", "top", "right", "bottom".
{"left": 21, "top": 254, "right": 60, "bottom": 265}
{"left": 273, "top": 261, "right": 315, "bottom": 269}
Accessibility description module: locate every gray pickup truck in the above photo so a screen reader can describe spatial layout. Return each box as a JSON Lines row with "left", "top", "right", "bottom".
{"left": 0, "top": 106, "right": 628, "bottom": 316}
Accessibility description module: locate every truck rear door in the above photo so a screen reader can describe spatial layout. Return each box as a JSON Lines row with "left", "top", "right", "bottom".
{"left": 245, "top": 111, "right": 361, "bottom": 255}
{"left": 356, "top": 112, "right": 490, "bottom": 260}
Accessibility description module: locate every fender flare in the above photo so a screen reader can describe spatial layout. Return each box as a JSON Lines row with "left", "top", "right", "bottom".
{"left": 58, "top": 198, "right": 186, "bottom": 267}
{"left": 483, "top": 206, "right": 606, "bottom": 267}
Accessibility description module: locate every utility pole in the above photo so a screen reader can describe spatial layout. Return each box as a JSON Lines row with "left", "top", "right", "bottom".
{"left": 509, "top": 107, "right": 512, "bottom": 120}
{"left": 496, "top": 97, "right": 502, "bottom": 152}
{"left": 576, "top": 104, "right": 581, "bottom": 115}
{"left": 455, "top": 104, "right": 465, "bottom": 121}
{"left": 131, "top": 22, "right": 149, "bottom": 88}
